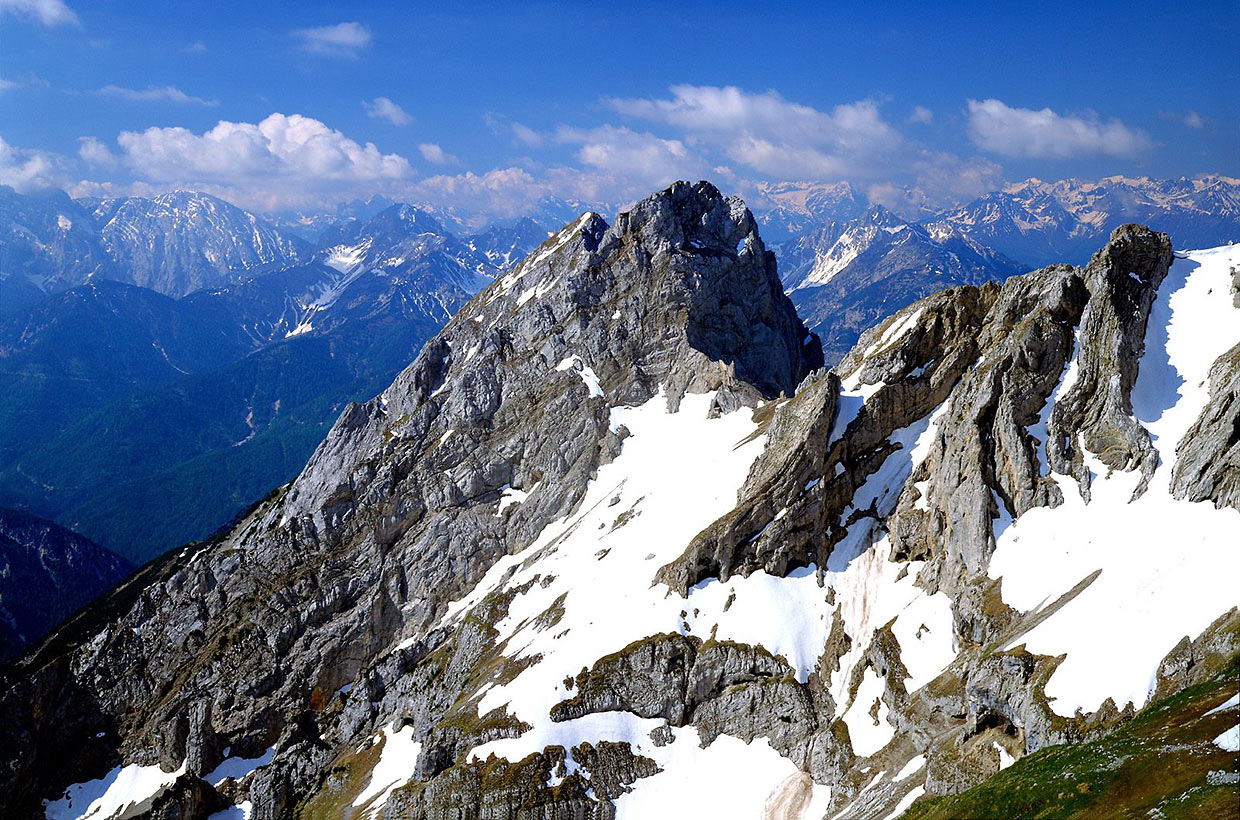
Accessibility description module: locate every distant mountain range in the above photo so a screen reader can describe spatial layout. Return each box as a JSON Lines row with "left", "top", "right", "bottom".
{"left": 759, "top": 175, "right": 1239, "bottom": 362}
{"left": 0, "top": 173, "right": 1234, "bottom": 559}
{"left": 776, "top": 205, "right": 1027, "bottom": 363}
{"left": 1, "top": 187, "right": 310, "bottom": 312}
{"left": 758, "top": 175, "right": 1240, "bottom": 264}
{"left": 0, "top": 196, "right": 552, "bottom": 562}
{"left": 929, "top": 175, "right": 1240, "bottom": 265}
{"left": 0, "top": 507, "right": 131, "bottom": 662}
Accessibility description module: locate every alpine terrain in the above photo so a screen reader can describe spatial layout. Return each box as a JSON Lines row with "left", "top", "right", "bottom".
{"left": 1, "top": 181, "right": 1237, "bottom": 820}
{"left": 0, "top": 508, "right": 132, "bottom": 663}
{"left": 0, "top": 196, "right": 549, "bottom": 565}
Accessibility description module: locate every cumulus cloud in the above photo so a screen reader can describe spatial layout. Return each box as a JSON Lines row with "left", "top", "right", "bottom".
{"left": 99, "top": 84, "right": 218, "bottom": 106}
{"left": 557, "top": 124, "right": 706, "bottom": 190}
{"left": 418, "top": 143, "right": 458, "bottom": 165}
{"left": 608, "top": 85, "right": 904, "bottom": 182}
{"left": 0, "top": 0, "right": 78, "bottom": 27}
{"left": 1182, "top": 110, "right": 1204, "bottom": 129}
{"left": 292, "top": 21, "right": 371, "bottom": 57}
{"left": 0, "top": 137, "right": 72, "bottom": 192}
{"left": 966, "top": 98, "right": 1153, "bottom": 159}
{"left": 364, "top": 97, "right": 412, "bottom": 126}
{"left": 411, "top": 167, "right": 553, "bottom": 221}
{"left": 77, "top": 136, "right": 117, "bottom": 168}
{"left": 909, "top": 105, "right": 934, "bottom": 124}
{"left": 96, "top": 113, "right": 412, "bottom": 210}
{"left": 0, "top": 78, "right": 19, "bottom": 92}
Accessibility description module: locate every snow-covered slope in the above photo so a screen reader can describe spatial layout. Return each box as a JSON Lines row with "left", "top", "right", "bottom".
{"left": 3, "top": 189, "right": 1237, "bottom": 820}
{"left": 987, "top": 244, "right": 1240, "bottom": 716}
{"left": 929, "top": 175, "right": 1240, "bottom": 266}
{"left": 90, "top": 191, "right": 309, "bottom": 296}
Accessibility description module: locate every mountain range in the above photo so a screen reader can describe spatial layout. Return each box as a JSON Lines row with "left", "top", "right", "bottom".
{"left": 0, "top": 507, "right": 131, "bottom": 663}
{"left": 0, "top": 173, "right": 1237, "bottom": 685}
{"left": 1, "top": 181, "right": 1236, "bottom": 819}
{"left": 757, "top": 175, "right": 1240, "bottom": 266}
{"left": 1, "top": 187, "right": 311, "bottom": 313}
{"left": 775, "top": 205, "right": 1027, "bottom": 364}
{"left": 0, "top": 196, "right": 552, "bottom": 568}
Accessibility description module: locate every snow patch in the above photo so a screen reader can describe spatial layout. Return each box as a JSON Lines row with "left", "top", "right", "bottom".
{"left": 44, "top": 760, "right": 187, "bottom": 820}
{"left": 555, "top": 355, "right": 605, "bottom": 398}
{"left": 990, "top": 246, "right": 1240, "bottom": 717}
{"left": 204, "top": 747, "right": 275, "bottom": 787}
{"left": 351, "top": 723, "right": 422, "bottom": 812}
{"left": 1214, "top": 725, "right": 1240, "bottom": 752}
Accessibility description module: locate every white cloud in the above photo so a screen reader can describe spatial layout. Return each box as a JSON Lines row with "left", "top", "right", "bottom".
{"left": 418, "top": 143, "right": 458, "bottom": 165}
{"left": 867, "top": 152, "right": 1004, "bottom": 215}
{"left": 909, "top": 105, "right": 934, "bottom": 124}
{"left": 185, "top": 41, "right": 207, "bottom": 54}
{"left": 77, "top": 136, "right": 118, "bottom": 168}
{"left": 966, "top": 98, "right": 1153, "bottom": 159}
{"left": 1182, "top": 110, "right": 1204, "bottom": 129}
{"left": 364, "top": 97, "right": 412, "bottom": 126}
{"left": 0, "top": 0, "right": 79, "bottom": 27}
{"left": 292, "top": 21, "right": 370, "bottom": 57}
{"left": 101, "top": 113, "right": 412, "bottom": 210}
{"left": 411, "top": 167, "right": 550, "bottom": 220}
{"left": 512, "top": 121, "right": 544, "bottom": 147}
{"left": 557, "top": 124, "right": 708, "bottom": 193}
{"left": 0, "top": 137, "right": 72, "bottom": 192}
{"left": 99, "top": 84, "right": 218, "bottom": 106}
{"left": 0, "top": 78, "right": 19, "bottom": 91}
{"left": 608, "top": 85, "right": 904, "bottom": 182}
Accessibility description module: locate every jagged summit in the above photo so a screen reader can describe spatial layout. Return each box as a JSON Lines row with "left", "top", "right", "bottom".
{"left": 0, "top": 180, "right": 822, "bottom": 817}
{"left": 3, "top": 200, "right": 1236, "bottom": 819}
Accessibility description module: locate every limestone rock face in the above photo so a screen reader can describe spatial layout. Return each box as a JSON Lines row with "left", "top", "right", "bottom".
{"left": 889, "top": 264, "right": 1087, "bottom": 592}
{"left": 1046, "top": 224, "right": 1173, "bottom": 499}
{"left": 1170, "top": 342, "right": 1240, "bottom": 510}
{"left": 0, "top": 181, "right": 819, "bottom": 818}
{"left": 1, "top": 198, "right": 1235, "bottom": 820}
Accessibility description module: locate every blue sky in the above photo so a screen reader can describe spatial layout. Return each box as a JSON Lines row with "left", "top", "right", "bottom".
{"left": 1, "top": 0, "right": 1236, "bottom": 217}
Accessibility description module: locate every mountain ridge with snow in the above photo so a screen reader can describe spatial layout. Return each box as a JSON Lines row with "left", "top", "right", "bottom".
{"left": 1, "top": 183, "right": 1236, "bottom": 820}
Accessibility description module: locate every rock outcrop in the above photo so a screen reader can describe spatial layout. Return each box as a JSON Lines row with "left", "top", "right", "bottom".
{"left": 0, "top": 181, "right": 820, "bottom": 818}
{"left": 1170, "top": 342, "right": 1240, "bottom": 510}
{"left": 1046, "top": 224, "right": 1172, "bottom": 500}
{"left": 2, "top": 201, "right": 1235, "bottom": 820}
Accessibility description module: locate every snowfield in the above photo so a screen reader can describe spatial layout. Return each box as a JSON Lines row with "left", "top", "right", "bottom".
{"left": 989, "top": 245, "right": 1240, "bottom": 716}
{"left": 43, "top": 246, "right": 1240, "bottom": 819}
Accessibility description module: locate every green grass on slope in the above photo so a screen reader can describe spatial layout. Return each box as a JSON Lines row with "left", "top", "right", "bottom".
{"left": 900, "top": 659, "right": 1240, "bottom": 820}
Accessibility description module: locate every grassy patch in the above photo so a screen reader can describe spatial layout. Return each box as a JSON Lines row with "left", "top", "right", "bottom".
{"left": 900, "top": 657, "right": 1240, "bottom": 820}
{"left": 296, "top": 735, "right": 386, "bottom": 820}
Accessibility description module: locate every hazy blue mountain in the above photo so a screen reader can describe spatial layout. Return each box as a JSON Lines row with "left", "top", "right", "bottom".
{"left": 753, "top": 180, "right": 867, "bottom": 241}
{"left": 88, "top": 190, "right": 310, "bottom": 296}
{"left": 0, "top": 186, "right": 114, "bottom": 313}
{"left": 927, "top": 175, "right": 1240, "bottom": 266}
{"left": 0, "top": 507, "right": 131, "bottom": 662}
{"left": 0, "top": 200, "right": 551, "bottom": 562}
{"left": 777, "top": 205, "right": 1026, "bottom": 363}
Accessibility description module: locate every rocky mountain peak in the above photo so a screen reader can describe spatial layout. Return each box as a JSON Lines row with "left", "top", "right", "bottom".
{"left": 0, "top": 181, "right": 825, "bottom": 818}
{"left": 370, "top": 203, "right": 446, "bottom": 236}
{"left": 286, "top": 181, "right": 821, "bottom": 532}
{"left": 2, "top": 194, "right": 1237, "bottom": 819}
